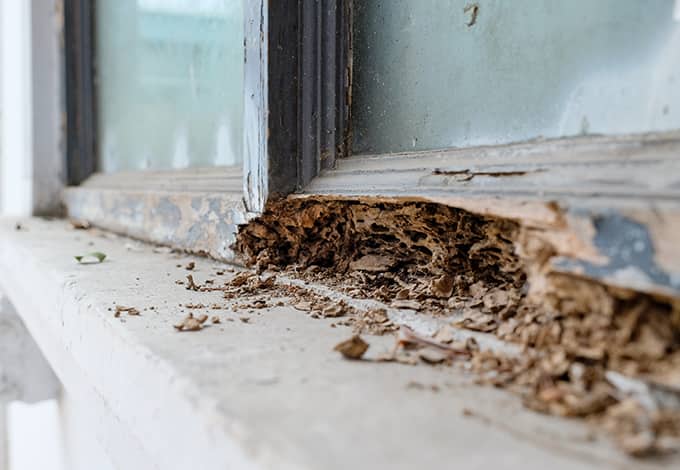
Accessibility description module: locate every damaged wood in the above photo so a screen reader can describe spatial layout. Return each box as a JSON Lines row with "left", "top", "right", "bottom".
{"left": 233, "top": 195, "right": 680, "bottom": 457}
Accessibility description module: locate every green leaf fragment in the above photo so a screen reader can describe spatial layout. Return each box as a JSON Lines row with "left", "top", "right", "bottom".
{"left": 74, "top": 252, "right": 107, "bottom": 264}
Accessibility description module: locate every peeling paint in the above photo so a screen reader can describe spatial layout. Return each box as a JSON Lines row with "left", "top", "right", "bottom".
{"left": 553, "top": 213, "right": 679, "bottom": 296}
{"left": 63, "top": 188, "right": 250, "bottom": 263}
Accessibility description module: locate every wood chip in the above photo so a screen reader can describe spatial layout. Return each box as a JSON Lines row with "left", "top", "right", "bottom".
{"left": 293, "top": 301, "right": 313, "bottom": 311}
{"left": 391, "top": 299, "right": 422, "bottom": 310}
{"left": 395, "top": 288, "right": 411, "bottom": 300}
{"left": 430, "top": 274, "right": 454, "bottom": 298}
{"left": 69, "top": 219, "right": 91, "bottom": 230}
{"left": 418, "top": 347, "right": 450, "bottom": 364}
{"left": 349, "top": 254, "right": 395, "bottom": 272}
{"left": 397, "top": 326, "right": 469, "bottom": 357}
{"left": 322, "top": 304, "right": 346, "bottom": 318}
{"left": 433, "top": 325, "right": 455, "bottom": 344}
{"left": 186, "top": 274, "right": 200, "bottom": 291}
{"left": 334, "top": 335, "right": 369, "bottom": 360}
{"left": 174, "top": 313, "right": 209, "bottom": 332}
{"left": 114, "top": 305, "right": 140, "bottom": 317}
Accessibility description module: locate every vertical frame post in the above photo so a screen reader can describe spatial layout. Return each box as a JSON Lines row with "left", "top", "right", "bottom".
{"left": 64, "top": 0, "right": 96, "bottom": 185}
{"left": 243, "top": 0, "right": 352, "bottom": 213}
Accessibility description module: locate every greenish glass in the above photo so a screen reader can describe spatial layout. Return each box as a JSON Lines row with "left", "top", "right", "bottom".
{"left": 353, "top": 0, "right": 680, "bottom": 154}
{"left": 96, "top": 0, "right": 243, "bottom": 171}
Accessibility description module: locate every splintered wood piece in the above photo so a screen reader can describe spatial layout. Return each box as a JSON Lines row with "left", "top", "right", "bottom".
{"left": 334, "top": 335, "right": 369, "bottom": 360}
{"left": 174, "top": 313, "right": 209, "bottom": 332}
{"left": 397, "top": 326, "right": 470, "bottom": 357}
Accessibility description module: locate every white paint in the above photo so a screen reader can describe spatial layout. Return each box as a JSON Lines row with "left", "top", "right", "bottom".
{"left": 59, "top": 393, "right": 116, "bottom": 470}
{"left": 0, "top": 0, "right": 33, "bottom": 216}
{"left": 0, "top": 292, "right": 61, "bottom": 470}
{"left": 243, "top": 0, "right": 268, "bottom": 213}
{"left": 0, "top": 0, "right": 64, "bottom": 217}
{"left": 7, "top": 400, "right": 64, "bottom": 470}
{"left": 30, "top": 0, "right": 66, "bottom": 214}
{"left": 0, "top": 295, "right": 60, "bottom": 403}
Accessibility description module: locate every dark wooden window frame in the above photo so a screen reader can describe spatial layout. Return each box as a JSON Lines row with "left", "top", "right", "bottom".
{"left": 243, "top": 0, "right": 352, "bottom": 212}
{"left": 63, "top": 0, "right": 353, "bottom": 260}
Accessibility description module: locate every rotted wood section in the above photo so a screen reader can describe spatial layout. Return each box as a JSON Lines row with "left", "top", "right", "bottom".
{"left": 304, "top": 132, "right": 680, "bottom": 300}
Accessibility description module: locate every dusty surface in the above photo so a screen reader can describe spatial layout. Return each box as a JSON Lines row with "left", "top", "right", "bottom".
{"left": 1, "top": 218, "right": 678, "bottom": 469}
{"left": 236, "top": 198, "right": 680, "bottom": 458}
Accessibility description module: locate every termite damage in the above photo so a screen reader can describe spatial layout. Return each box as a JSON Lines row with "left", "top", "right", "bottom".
{"left": 235, "top": 196, "right": 680, "bottom": 457}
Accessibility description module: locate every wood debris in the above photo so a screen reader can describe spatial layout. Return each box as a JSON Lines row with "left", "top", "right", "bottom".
{"left": 114, "top": 305, "right": 140, "bottom": 317}
{"left": 294, "top": 301, "right": 313, "bottom": 311}
{"left": 186, "top": 274, "right": 200, "bottom": 291}
{"left": 334, "top": 335, "right": 369, "bottom": 360}
{"left": 396, "top": 326, "right": 470, "bottom": 359}
{"left": 430, "top": 274, "right": 454, "bottom": 298}
{"left": 174, "top": 313, "right": 209, "bottom": 332}
{"left": 69, "top": 219, "right": 91, "bottom": 230}
{"left": 227, "top": 198, "right": 680, "bottom": 458}
{"left": 349, "top": 254, "right": 395, "bottom": 272}
{"left": 185, "top": 261, "right": 195, "bottom": 271}
{"left": 352, "top": 308, "right": 397, "bottom": 335}
{"left": 391, "top": 299, "right": 422, "bottom": 310}
{"left": 322, "top": 303, "right": 346, "bottom": 318}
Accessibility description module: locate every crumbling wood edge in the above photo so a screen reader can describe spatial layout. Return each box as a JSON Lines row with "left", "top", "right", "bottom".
{"left": 282, "top": 193, "right": 680, "bottom": 302}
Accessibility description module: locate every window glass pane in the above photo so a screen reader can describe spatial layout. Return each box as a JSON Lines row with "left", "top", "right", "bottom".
{"left": 95, "top": 0, "right": 243, "bottom": 171}
{"left": 352, "top": 0, "right": 680, "bottom": 154}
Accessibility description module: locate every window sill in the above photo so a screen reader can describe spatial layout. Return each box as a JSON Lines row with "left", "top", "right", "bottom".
{"left": 0, "top": 218, "right": 666, "bottom": 469}
{"left": 63, "top": 165, "right": 249, "bottom": 263}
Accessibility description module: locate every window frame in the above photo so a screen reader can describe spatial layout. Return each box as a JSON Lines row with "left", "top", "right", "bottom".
{"left": 63, "top": 0, "right": 353, "bottom": 260}
{"left": 62, "top": 0, "right": 680, "bottom": 301}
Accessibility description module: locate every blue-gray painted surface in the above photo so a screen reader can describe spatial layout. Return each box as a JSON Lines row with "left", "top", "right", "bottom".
{"left": 554, "top": 212, "right": 680, "bottom": 296}
{"left": 96, "top": 0, "right": 244, "bottom": 171}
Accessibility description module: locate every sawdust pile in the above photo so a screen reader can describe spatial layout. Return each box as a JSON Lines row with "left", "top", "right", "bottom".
{"left": 234, "top": 198, "right": 680, "bottom": 457}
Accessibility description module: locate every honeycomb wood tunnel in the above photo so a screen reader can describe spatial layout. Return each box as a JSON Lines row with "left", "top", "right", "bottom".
{"left": 235, "top": 197, "right": 525, "bottom": 294}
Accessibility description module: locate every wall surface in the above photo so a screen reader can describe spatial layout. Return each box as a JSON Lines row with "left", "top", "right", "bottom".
{"left": 0, "top": 0, "right": 33, "bottom": 215}
{"left": 7, "top": 401, "right": 64, "bottom": 470}
{"left": 0, "top": 2, "right": 74, "bottom": 469}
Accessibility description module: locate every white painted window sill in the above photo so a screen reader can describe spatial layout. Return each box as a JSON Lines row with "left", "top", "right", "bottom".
{"left": 0, "top": 218, "right": 659, "bottom": 469}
